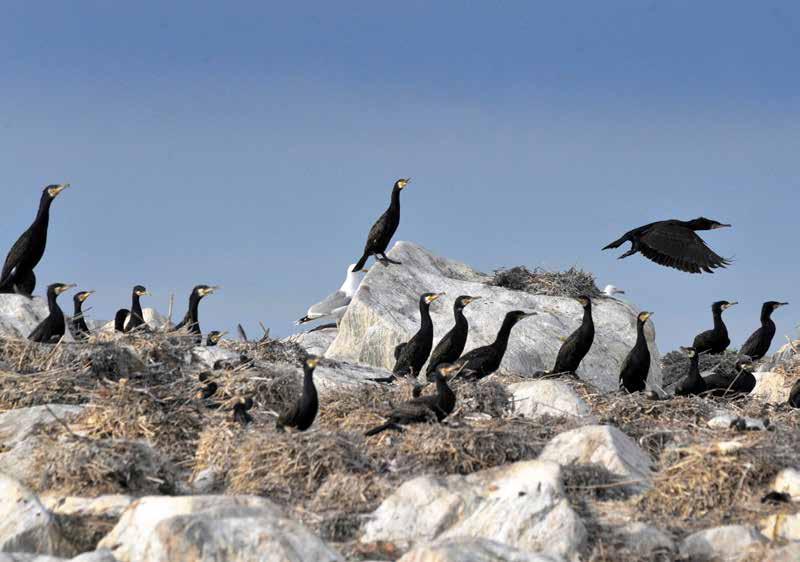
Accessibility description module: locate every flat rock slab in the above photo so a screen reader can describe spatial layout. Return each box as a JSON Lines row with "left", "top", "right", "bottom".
{"left": 507, "top": 381, "right": 592, "bottom": 420}
{"left": 361, "top": 460, "right": 586, "bottom": 562}
{"left": 327, "top": 241, "right": 662, "bottom": 393}
{"left": 761, "top": 512, "right": 800, "bottom": 542}
{"left": 538, "top": 425, "right": 652, "bottom": 492}
{"left": 0, "top": 405, "right": 84, "bottom": 449}
{"left": 680, "top": 525, "right": 766, "bottom": 562}
{"left": 398, "top": 538, "right": 564, "bottom": 562}
{"left": 0, "top": 295, "right": 48, "bottom": 339}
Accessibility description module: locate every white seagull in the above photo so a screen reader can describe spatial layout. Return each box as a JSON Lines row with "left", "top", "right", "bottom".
{"left": 603, "top": 285, "right": 626, "bottom": 297}
{"left": 295, "top": 264, "right": 366, "bottom": 326}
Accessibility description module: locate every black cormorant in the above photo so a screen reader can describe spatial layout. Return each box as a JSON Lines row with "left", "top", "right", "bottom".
{"left": 114, "top": 309, "right": 130, "bottom": 333}
{"left": 174, "top": 285, "right": 219, "bottom": 342}
{"left": 232, "top": 397, "right": 254, "bottom": 425}
{"left": 391, "top": 292, "right": 444, "bottom": 379}
{"left": 424, "top": 295, "right": 481, "bottom": 380}
{"left": 603, "top": 217, "right": 731, "bottom": 274}
{"left": 692, "top": 301, "right": 736, "bottom": 354}
{"left": 455, "top": 310, "right": 537, "bottom": 381}
{"left": 740, "top": 301, "right": 789, "bottom": 361}
{"left": 70, "top": 290, "right": 94, "bottom": 341}
{"left": 206, "top": 330, "right": 227, "bottom": 346}
{"left": 125, "top": 285, "right": 151, "bottom": 333}
{"left": 674, "top": 347, "right": 706, "bottom": 396}
{"left": 364, "top": 363, "right": 459, "bottom": 436}
{"left": 276, "top": 356, "right": 320, "bottom": 432}
{"left": 0, "top": 184, "right": 70, "bottom": 296}
{"left": 550, "top": 295, "right": 595, "bottom": 376}
{"left": 28, "top": 283, "right": 75, "bottom": 343}
{"left": 353, "top": 178, "right": 409, "bottom": 272}
{"left": 704, "top": 356, "right": 756, "bottom": 397}
{"left": 619, "top": 311, "right": 653, "bottom": 393}
{"left": 789, "top": 379, "right": 800, "bottom": 408}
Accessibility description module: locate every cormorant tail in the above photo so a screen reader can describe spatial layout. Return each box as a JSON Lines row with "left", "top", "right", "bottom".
{"left": 353, "top": 252, "right": 369, "bottom": 272}
{"left": 364, "top": 422, "right": 402, "bottom": 436}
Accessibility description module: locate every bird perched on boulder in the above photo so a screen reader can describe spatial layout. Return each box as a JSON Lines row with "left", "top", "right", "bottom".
{"left": 455, "top": 310, "right": 537, "bottom": 381}
{"left": 353, "top": 178, "right": 409, "bottom": 272}
{"left": 603, "top": 217, "right": 731, "bottom": 274}
{"left": 674, "top": 347, "right": 706, "bottom": 396}
{"left": 424, "top": 295, "right": 481, "bottom": 381}
{"left": 276, "top": 356, "right": 320, "bottom": 432}
{"left": 693, "top": 301, "right": 736, "bottom": 354}
{"left": 28, "top": 283, "right": 75, "bottom": 343}
{"left": 550, "top": 296, "right": 595, "bottom": 377}
{"left": 174, "top": 285, "right": 219, "bottom": 343}
{"left": 70, "top": 290, "right": 94, "bottom": 341}
{"left": 740, "top": 301, "right": 789, "bottom": 361}
{"left": 296, "top": 264, "right": 366, "bottom": 327}
{"left": 619, "top": 311, "right": 653, "bottom": 393}
{"left": 0, "top": 184, "right": 70, "bottom": 296}
{"left": 365, "top": 363, "right": 459, "bottom": 436}
{"left": 124, "top": 285, "right": 151, "bottom": 333}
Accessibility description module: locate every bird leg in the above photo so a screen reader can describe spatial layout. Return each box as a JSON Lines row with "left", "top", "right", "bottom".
{"left": 377, "top": 253, "right": 402, "bottom": 266}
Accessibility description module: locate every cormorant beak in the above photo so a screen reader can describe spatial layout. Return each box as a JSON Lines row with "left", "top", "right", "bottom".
{"left": 306, "top": 357, "right": 320, "bottom": 369}
{"left": 776, "top": 302, "right": 789, "bottom": 308}
{"left": 522, "top": 312, "right": 538, "bottom": 319}
{"left": 79, "top": 291, "right": 95, "bottom": 302}
{"left": 641, "top": 312, "right": 653, "bottom": 321}
{"left": 617, "top": 290, "right": 626, "bottom": 294}
{"left": 56, "top": 283, "right": 77, "bottom": 295}
{"left": 712, "top": 223, "right": 732, "bottom": 229}
{"left": 425, "top": 292, "right": 445, "bottom": 304}
{"left": 440, "top": 362, "right": 466, "bottom": 380}
{"left": 48, "top": 183, "right": 70, "bottom": 197}
{"left": 723, "top": 302, "right": 738, "bottom": 310}
{"left": 137, "top": 290, "right": 151, "bottom": 297}
{"left": 397, "top": 178, "right": 411, "bottom": 190}
{"left": 200, "top": 286, "right": 220, "bottom": 297}
{"left": 464, "top": 296, "right": 481, "bottom": 306}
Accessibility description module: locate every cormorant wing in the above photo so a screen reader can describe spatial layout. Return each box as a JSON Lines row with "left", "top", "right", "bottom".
{"left": 28, "top": 320, "right": 48, "bottom": 343}
{"left": 456, "top": 346, "right": 498, "bottom": 377}
{"left": 365, "top": 209, "right": 392, "bottom": 248}
{"left": 394, "top": 342, "right": 407, "bottom": 360}
{"left": 553, "top": 331, "right": 581, "bottom": 372}
{"left": 739, "top": 328, "right": 763, "bottom": 358}
{"left": 639, "top": 225, "right": 729, "bottom": 273}
{"left": 0, "top": 231, "right": 30, "bottom": 286}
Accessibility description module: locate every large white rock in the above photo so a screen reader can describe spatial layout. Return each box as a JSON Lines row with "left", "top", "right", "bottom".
{"left": 0, "top": 295, "right": 49, "bottom": 339}
{"left": 42, "top": 495, "right": 133, "bottom": 521}
{"left": 761, "top": 512, "right": 800, "bottom": 542}
{"left": 751, "top": 371, "right": 792, "bottom": 405}
{"left": 361, "top": 460, "right": 586, "bottom": 562}
{"left": 284, "top": 326, "right": 338, "bottom": 357}
{"left": 398, "top": 538, "right": 563, "bottom": 562}
{"left": 680, "top": 525, "right": 766, "bottom": 561}
{"left": 538, "top": 425, "right": 652, "bottom": 492}
{"left": 614, "top": 522, "right": 675, "bottom": 559}
{"left": 507, "top": 381, "right": 592, "bottom": 420}
{"left": 0, "top": 475, "right": 72, "bottom": 556}
{"left": 327, "top": 242, "right": 662, "bottom": 392}
{"left": 0, "top": 552, "right": 116, "bottom": 562}
{"left": 98, "top": 495, "right": 283, "bottom": 562}
{"left": 772, "top": 467, "right": 800, "bottom": 501}
{"left": 139, "top": 507, "right": 343, "bottom": 562}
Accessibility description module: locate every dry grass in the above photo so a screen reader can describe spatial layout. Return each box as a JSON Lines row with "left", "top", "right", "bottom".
{"left": 490, "top": 265, "right": 601, "bottom": 297}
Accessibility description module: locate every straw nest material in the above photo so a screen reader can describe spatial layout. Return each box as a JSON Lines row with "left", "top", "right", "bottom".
{"left": 661, "top": 349, "right": 744, "bottom": 389}
{"left": 490, "top": 266, "right": 601, "bottom": 297}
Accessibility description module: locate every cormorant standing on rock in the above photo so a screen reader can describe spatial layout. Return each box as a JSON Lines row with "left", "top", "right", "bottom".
{"left": 232, "top": 397, "right": 254, "bottom": 425}
{"left": 550, "top": 296, "right": 595, "bottom": 376}
{"left": 353, "top": 178, "right": 409, "bottom": 272}
{"left": 206, "top": 331, "right": 226, "bottom": 346}
{"left": 174, "top": 285, "right": 219, "bottom": 342}
{"left": 602, "top": 217, "right": 731, "bottom": 274}
{"left": 674, "top": 347, "right": 706, "bottom": 396}
{"left": 125, "top": 285, "right": 150, "bottom": 333}
{"left": 455, "top": 310, "right": 537, "bottom": 381}
{"left": 28, "top": 283, "right": 75, "bottom": 343}
{"left": 424, "top": 295, "right": 481, "bottom": 380}
{"left": 114, "top": 309, "right": 129, "bottom": 333}
{"left": 619, "top": 311, "right": 653, "bottom": 393}
{"left": 704, "top": 356, "right": 756, "bottom": 397}
{"left": 70, "top": 290, "right": 94, "bottom": 341}
{"left": 693, "top": 301, "right": 736, "bottom": 354}
{"left": 389, "top": 292, "right": 444, "bottom": 380}
{"left": 0, "top": 184, "right": 70, "bottom": 296}
{"left": 365, "top": 363, "right": 459, "bottom": 436}
{"left": 276, "top": 356, "right": 320, "bottom": 432}
{"left": 740, "top": 301, "right": 789, "bottom": 361}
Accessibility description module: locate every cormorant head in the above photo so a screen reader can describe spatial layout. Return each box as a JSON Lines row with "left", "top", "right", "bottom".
{"left": 506, "top": 310, "right": 537, "bottom": 324}
{"left": 680, "top": 346, "right": 697, "bottom": 358}
{"left": 455, "top": 295, "right": 481, "bottom": 310}
{"left": 193, "top": 285, "right": 219, "bottom": 299}
{"left": 574, "top": 295, "right": 592, "bottom": 308}
{"left": 304, "top": 356, "right": 320, "bottom": 374}
{"left": 207, "top": 330, "right": 227, "bottom": 345}
{"left": 736, "top": 356, "right": 755, "bottom": 372}
{"left": 436, "top": 362, "right": 464, "bottom": 381}
{"left": 766, "top": 301, "right": 789, "bottom": 311}
{"left": 712, "top": 300, "right": 737, "bottom": 313}
{"left": 133, "top": 285, "right": 150, "bottom": 298}
{"left": 637, "top": 311, "right": 653, "bottom": 323}
{"left": 43, "top": 183, "right": 70, "bottom": 200}
{"left": 394, "top": 178, "right": 411, "bottom": 191}
{"left": 74, "top": 291, "right": 94, "bottom": 304}
{"left": 421, "top": 292, "right": 445, "bottom": 306}
{"left": 49, "top": 283, "right": 76, "bottom": 296}
{"left": 688, "top": 217, "right": 731, "bottom": 231}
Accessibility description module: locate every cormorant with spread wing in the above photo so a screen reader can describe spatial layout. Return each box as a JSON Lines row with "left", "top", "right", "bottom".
{"left": 352, "top": 178, "right": 409, "bottom": 272}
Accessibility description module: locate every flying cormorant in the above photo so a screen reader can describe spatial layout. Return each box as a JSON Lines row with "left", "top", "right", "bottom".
{"left": 352, "top": 178, "right": 409, "bottom": 272}
{"left": 619, "top": 311, "right": 653, "bottom": 393}
{"left": 28, "top": 283, "right": 75, "bottom": 343}
{"left": 125, "top": 285, "right": 151, "bottom": 333}
{"left": 364, "top": 363, "right": 459, "bottom": 436}
{"left": 276, "top": 356, "right": 320, "bottom": 432}
{"left": 174, "top": 285, "right": 219, "bottom": 342}
{"left": 602, "top": 217, "right": 731, "bottom": 274}
{"left": 0, "top": 184, "right": 70, "bottom": 296}
{"left": 455, "top": 310, "right": 537, "bottom": 381}
{"left": 391, "top": 292, "right": 444, "bottom": 379}
{"left": 740, "top": 301, "right": 789, "bottom": 361}
{"left": 704, "top": 356, "right": 756, "bottom": 397}
{"left": 296, "top": 264, "right": 366, "bottom": 326}
{"left": 232, "top": 397, "right": 254, "bottom": 425}
{"left": 674, "top": 347, "right": 707, "bottom": 396}
{"left": 206, "top": 330, "right": 227, "bottom": 346}
{"left": 70, "top": 290, "right": 94, "bottom": 341}
{"left": 550, "top": 295, "right": 595, "bottom": 376}
{"left": 424, "top": 295, "right": 481, "bottom": 380}
{"left": 692, "top": 301, "right": 736, "bottom": 354}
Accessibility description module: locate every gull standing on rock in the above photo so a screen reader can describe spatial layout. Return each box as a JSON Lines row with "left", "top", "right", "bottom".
{"left": 602, "top": 285, "right": 625, "bottom": 297}
{"left": 295, "top": 264, "right": 366, "bottom": 327}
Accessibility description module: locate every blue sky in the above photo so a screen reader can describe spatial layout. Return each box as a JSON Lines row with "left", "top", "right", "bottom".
{"left": 1, "top": 2, "right": 798, "bottom": 353}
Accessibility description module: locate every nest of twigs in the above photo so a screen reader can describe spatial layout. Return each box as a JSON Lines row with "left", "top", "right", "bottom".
{"left": 490, "top": 266, "right": 601, "bottom": 297}
{"left": 661, "top": 349, "right": 744, "bottom": 389}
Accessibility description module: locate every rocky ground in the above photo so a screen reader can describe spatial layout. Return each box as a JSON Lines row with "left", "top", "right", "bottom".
{"left": 0, "top": 242, "right": 799, "bottom": 562}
